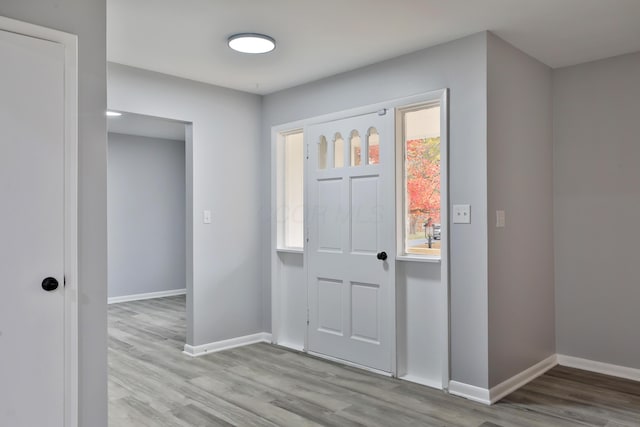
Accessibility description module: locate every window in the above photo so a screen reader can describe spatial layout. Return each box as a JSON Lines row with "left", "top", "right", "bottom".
{"left": 399, "top": 103, "right": 441, "bottom": 257}
{"left": 333, "top": 133, "right": 344, "bottom": 168}
{"left": 278, "top": 130, "right": 304, "bottom": 249}
{"left": 350, "top": 130, "right": 361, "bottom": 166}
{"left": 318, "top": 136, "right": 327, "bottom": 170}
{"left": 367, "top": 127, "right": 379, "bottom": 165}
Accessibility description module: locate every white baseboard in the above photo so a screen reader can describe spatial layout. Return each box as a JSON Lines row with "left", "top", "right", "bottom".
{"left": 449, "top": 354, "right": 558, "bottom": 405}
{"left": 489, "top": 354, "right": 557, "bottom": 403}
{"left": 448, "top": 381, "right": 491, "bottom": 405}
{"left": 183, "top": 332, "right": 273, "bottom": 357}
{"left": 108, "top": 288, "right": 186, "bottom": 304}
{"left": 557, "top": 354, "right": 640, "bottom": 382}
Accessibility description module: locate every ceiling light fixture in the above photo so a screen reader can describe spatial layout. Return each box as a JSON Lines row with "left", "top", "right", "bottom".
{"left": 228, "top": 33, "right": 276, "bottom": 54}
{"left": 106, "top": 111, "right": 122, "bottom": 117}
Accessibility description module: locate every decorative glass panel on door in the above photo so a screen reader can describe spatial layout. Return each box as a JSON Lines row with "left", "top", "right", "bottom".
{"left": 334, "top": 133, "right": 344, "bottom": 168}
{"left": 368, "top": 127, "right": 379, "bottom": 165}
{"left": 350, "top": 130, "right": 362, "bottom": 166}
{"left": 318, "top": 136, "right": 328, "bottom": 170}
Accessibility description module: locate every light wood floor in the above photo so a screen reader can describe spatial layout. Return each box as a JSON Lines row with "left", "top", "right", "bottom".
{"left": 109, "top": 296, "right": 640, "bottom": 426}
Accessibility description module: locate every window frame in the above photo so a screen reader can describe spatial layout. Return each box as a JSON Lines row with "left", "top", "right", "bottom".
{"left": 274, "top": 126, "right": 305, "bottom": 252}
{"left": 395, "top": 92, "right": 448, "bottom": 262}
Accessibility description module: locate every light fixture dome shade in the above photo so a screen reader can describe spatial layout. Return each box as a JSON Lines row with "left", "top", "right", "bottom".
{"left": 228, "top": 33, "right": 275, "bottom": 54}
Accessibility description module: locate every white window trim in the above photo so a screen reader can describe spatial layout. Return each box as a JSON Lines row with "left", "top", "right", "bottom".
{"left": 273, "top": 126, "right": 305, "bottom": 251}
{"left": 395, "top": 91, "right": 449, "bottom": 264}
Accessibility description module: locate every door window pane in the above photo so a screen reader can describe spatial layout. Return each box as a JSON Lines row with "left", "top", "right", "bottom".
{"left": 318, "top": 136, "right": 327, "bottom": 170}
{"left": 368, "top": 128, "right": 379, "bottom": 165}
{"left": 350, "top": 130, "right": 362, "bottom": 166}
{"left": 334, "top": 133, "right": 344, "bottom": 168}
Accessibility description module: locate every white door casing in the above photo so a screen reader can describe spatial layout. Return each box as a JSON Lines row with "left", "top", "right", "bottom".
{"left": 306, "top": 110, "right": 395, "bottom": 373}
{"left": 0, "top": 17, "right": 78, "bottom": 427}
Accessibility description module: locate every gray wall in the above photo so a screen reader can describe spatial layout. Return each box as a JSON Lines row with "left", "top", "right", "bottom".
{"left": 262, "top": 33, "right": 491, "bottom": 388}
{"left": 487, "top": 34, "right": 555, "bottom": 387}
{"left": 108, "top": 64, "right": 263, "bottom": 346}
{"left": 108, "top": 132, "right": 185, "bottom": 298}
{"left": 554, "top": 52, "right": 640, "bottom": 369}
{"left": 0, "top": 1, "right": 107, "bottom": 425}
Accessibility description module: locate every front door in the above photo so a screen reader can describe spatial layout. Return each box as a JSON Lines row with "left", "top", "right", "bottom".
{"left": 307, "top": 110, "right": 395, "bottom": 372}
{"left": 0, "top": 27, "right": 67, "bottom": 426}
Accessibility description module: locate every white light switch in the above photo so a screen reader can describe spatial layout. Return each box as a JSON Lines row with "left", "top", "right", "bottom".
{"left": 203, "top": 210, "right": 212, "bottom": 224}
{"left": 496, "top": 210, "right": 506, "bottom": 228}
{"left": 453, "top": 204, "right": 471, "bottom": 224}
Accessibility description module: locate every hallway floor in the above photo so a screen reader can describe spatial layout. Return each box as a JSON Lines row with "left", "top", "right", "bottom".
{"left": 108, "top": 296, "right": 640, "bottom": 426}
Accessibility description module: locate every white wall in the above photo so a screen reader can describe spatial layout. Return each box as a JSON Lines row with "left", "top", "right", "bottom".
{"left": 108, "top": 132, "right": 185, "bottom": 298}
{"left": 554, "top": 52, "right": 640, "bottom": 370}
{"left": 486, "top": 34, "right": 555, "bottom": 387}
{"left": 0, "top": 2, "right": 108, "bottom": 425}
{"left": 263, "top": 33, "right": 490, "bottom": 388}
{"left": 108, "top": 63, "right": 263, "bottom": 346}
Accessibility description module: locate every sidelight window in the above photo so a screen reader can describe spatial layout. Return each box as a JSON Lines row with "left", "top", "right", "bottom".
{"left": 399, "top": 104, "right": 442, "bottom": 257}
{"left": 277, "top": 130, "right": 304, "bottom": 249}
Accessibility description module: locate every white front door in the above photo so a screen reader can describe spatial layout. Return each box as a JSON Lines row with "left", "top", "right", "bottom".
{"left": 307, "top": 110, "right": 395, "bottom": 372}
{"left": 0, "top": 28, "right": 66, "bottom": 426}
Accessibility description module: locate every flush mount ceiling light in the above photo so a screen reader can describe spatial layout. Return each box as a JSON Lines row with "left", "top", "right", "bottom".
{"left": 227, "top": 33, "right": 276, "bottom": 54}
{"left": 106, "top": 111, "right": 122, "bottom": 117}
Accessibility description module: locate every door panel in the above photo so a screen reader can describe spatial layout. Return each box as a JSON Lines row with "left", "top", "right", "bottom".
{"left": 351, "top": 176, "right": 379, "bottom": 253}
{"left": 317, "top": 178, "right": 343, "bottom": 251}
{"left": 0, "top": 29, "right": 65, "bottom": 427}
{"left": 317, "top": 279, "right": 344, "bottom": 334}
{"left": 350, "top": 282, "right": 380, "bottom": 343}
{"left": 307, "top": 111, "right": 394, "bottom": 372}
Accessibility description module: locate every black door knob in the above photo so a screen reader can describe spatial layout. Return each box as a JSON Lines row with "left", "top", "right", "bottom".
{"left": 42, "top": 277, "right": 59, "bottom": 292}
{"left": 376, "top": 251, "right": 388, "bottom": 261}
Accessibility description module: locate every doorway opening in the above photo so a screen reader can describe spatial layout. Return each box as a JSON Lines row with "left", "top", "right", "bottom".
{"left": 106, "top": 111, "right": 191, "bottom": 368}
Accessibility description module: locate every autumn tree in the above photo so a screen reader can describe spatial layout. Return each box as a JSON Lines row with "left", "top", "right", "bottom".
{"left": 406, "top": 137, "right": 440, "bottom": 234}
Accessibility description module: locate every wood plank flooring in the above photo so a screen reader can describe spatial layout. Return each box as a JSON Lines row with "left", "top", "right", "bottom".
{"left": 109, "top": 296, "right": 640, "bottom": 426}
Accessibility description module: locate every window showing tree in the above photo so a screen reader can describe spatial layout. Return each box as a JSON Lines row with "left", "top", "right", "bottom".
{"left": 368, "top": 127, "right": 380, "bottom": 165}
{"left": 401, "top": 105, "right": 441, "bottom": 256}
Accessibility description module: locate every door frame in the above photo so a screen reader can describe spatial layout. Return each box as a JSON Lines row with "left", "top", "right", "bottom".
{"left": 105, "top": 109, "right": 194, "bottom": 352}
{"left": 0, "top": 16, "right": 79, "bottom": 427}
{"left": 271, "top": 89, "right": 449, "bottom": 384}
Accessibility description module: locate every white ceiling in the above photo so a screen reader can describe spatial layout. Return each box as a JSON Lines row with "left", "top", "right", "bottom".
{"left": 107, "top": 111, "right": 186, "bottom": 141}
{"left": 107, "top": 0, "right": 640, "bottom": 95}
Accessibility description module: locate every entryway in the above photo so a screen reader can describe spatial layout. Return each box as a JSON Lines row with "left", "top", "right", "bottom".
{"left": 271, "top": 90, "right": 449, "bottom": 387}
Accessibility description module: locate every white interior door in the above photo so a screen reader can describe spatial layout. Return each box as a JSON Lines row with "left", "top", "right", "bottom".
{"left": 307, "top": 110, "right": 395, "bottom": 372}
{"left": 0, "top": 28, "right": 66, "bottom": 426}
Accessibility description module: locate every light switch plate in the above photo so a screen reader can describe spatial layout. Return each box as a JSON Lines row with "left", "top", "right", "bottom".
{"left": 203, "top": 210, "right": 212, "bottom": 224}
{"left": 496, "top": 210, "right": 506, "bottom": 228}
{"left": 453, "top": 204, "right": 471, "bottom": 224}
